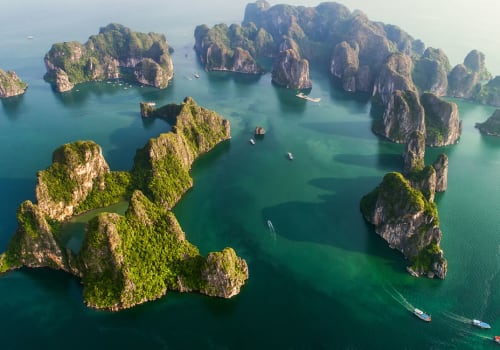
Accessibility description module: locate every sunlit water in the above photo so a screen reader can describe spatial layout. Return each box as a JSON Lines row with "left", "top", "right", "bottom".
{"left": 0, "top": 1, "right": 499, "bottom": 349}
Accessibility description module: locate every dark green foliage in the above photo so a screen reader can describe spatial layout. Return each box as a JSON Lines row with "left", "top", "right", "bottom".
{"left": 75, "top": 171, "right": 132, "bottom": 214}
{"left": 410, "top": 242, "right": 441, "bottom": 271}
{"left": 80, "top": 215, "right": 125, "bottom": 308}
{"left": 39, "top": 163, "right": 77, "bottom": 203}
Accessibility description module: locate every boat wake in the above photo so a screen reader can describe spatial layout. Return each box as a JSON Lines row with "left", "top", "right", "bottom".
{"left": 442, "top": 311, "right": 472, "bottom": 324}
{"left": 383, "top": 285, "right": 414, "bottom": 312}
{"left": 267, "top": 219, "right": 277, "bottom": 240}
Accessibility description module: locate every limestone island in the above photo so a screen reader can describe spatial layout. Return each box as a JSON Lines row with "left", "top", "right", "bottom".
{"left": 195, "top": 1, "right": 500, "bottom": 106}
{"left": 44, "top": 23, "right": 174, "bottom": 92}
{"left": 0, "top": 69, "right": 27, "bottom": 98}
{"left": 476, "top": 109, "right": 500, "bottom": 136}
{"left": 0, "top": 97, "right": 248, "bottom": 311}
{"left": 361, "top": 131, "right": 448, "bottom": 279}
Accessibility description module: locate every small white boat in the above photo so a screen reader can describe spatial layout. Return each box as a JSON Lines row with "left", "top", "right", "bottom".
{"left": 296, "top": 92, "right": 320, "bottom": 102}
{"left": 413, "top": 308, "right": 431, "bottom": 322}
{"left": 472, "top": 319, "right": 491, "bottom": 329}
{"left": 287, "top": 152, "right": 293, "bottom": 160}
{"left": 27, "top": 35, "right": 34, "bottom": 40}
{"left": 249, "top": 138, "right": 255, "bottom": 145}
{"left": 194, "top": 73, "right": 200, "bottom": 79}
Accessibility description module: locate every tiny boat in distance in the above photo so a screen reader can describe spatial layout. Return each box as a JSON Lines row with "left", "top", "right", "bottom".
{"left": 413, "top": 308, "right": 431, "bottom": 322}
{"left": 249, "top": 138, "right": 255, "bottom": 145}
{"left": 287, "top": 152, "right": 293, "bottom": 160}
{"left": 494, "top": 336, "right": 500, "bottom": 345}
{"left": 193, "top": 73, "right": 200, "bottom": 79}
{"left": 472, "top": 319, "right": 491, "bottom": 329}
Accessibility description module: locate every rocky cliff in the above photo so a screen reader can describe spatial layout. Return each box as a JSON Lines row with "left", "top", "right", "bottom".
{"left": 271, "top": 48, "right": 311, "bottom": 89}
{"left": 193, "top": 23, "right": 271, "bottom": 74}
{"left": 200, "top": 247, "right": 249, "bottom": 298}
{"left": 360, "top": 172, "right": 447, "bottom": 278}
{"left": 0, "top": 69, "right": 28, "bottom": 98}
{"left": 420, "top": 92, "right": 461, "bottom": 146}
{"left": 448, "top": 50, "right": 491, "bottom": 99}
{"left": 0, "top": 98, "right": 247, "bottom": 310}
{"left": 403, "top": 131, "right": 425, "bottom": 174}
{"left": 374, "top": 90, "right": 425, "bottom": 144}
{"left": 412, "top": 47, "right": 451, "bottom": 96}
{"left": 44, "top": 23, "right": 174, "bottom": 92}
{"left": 476, "top": 109, "right": 500, "bottom": 136}
{"left": 36, "top": 141, "right": 110, "bottom": 221}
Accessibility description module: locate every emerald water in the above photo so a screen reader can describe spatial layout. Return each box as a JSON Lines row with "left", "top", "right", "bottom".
{"left": 1, "top": 1, "right": 499, "bottom": 349}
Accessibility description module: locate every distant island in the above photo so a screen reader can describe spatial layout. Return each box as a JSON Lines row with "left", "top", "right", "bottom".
{"left": 194, "top": 1, "right": 500, "bottom": 107}
{"left": 44, "top": 23, "right": 174, "bottom": 92}
{"left": 0, "top": 69, "right": 27, "bottom": 98}
{"left": 0, "top": 97, "right": 248, "bottom": 311}
{"left": 476, "top": 109, "right": 500, "bottom": 136}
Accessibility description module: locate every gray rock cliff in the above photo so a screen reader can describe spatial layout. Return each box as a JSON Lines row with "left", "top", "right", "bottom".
{"left": 35, "top": 141, "right": 110, "bottom": 221}
{"left": 420, "top": 92, "right": 461, "bottom": 146}
{"left": 271, "top": 48, "right": 312, "bottom": 89}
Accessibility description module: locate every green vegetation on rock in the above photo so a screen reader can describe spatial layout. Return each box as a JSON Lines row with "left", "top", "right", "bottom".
{"left": 44, "top": 23, "right": 173, "bottom": 92}
{"left": 0, "top": 97, "right": 247, "bottom": 310}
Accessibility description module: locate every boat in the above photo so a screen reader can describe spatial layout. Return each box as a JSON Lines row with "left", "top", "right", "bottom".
{"left": 27, "top": 35, "right": 34, "bottom": 40}
{"left": 193, "top": 73, "right": 200, "bottom": 79}
{"left": 296, "top": 92, "right": 320, "bottom": 103}
{"left": 413, "top": 308, "right": 431, "bottom": 322}
{"left": 287, "top": 152, "right": 293, "bottom": 160}
{"left": 472, "top": 319, "right": 491, "bottom": 329}
{"left": 249, "top": 138, "right": 255, "bottom": 145}
{"left": 494, "top": 336, "right": 500, "bottom": 345}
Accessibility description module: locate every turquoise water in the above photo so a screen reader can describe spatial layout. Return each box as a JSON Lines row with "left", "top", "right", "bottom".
{"left": 1, "top": 1, "right": 500, "bottom": 349}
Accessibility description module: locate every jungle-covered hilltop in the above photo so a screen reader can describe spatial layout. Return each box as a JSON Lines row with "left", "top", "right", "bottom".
{"left": 44, "top": 23, "right": 174, "bottom": 92}
{"left": 0, "top": 97, "right": 248, "bottom": 311}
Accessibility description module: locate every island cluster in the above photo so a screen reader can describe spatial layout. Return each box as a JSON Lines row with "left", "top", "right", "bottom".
{"left": 2, "top": 1, "right": 500, "bottom": 310}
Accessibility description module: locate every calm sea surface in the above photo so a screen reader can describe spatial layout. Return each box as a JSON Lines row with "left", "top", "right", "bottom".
{"left": 0, "top": 1, "right": 499, "bottom": 349}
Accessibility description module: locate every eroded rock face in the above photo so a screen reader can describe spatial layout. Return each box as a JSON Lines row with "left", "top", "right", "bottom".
{"left": 403, "top": 131, "right": 425, "bottom": 174}
{"left": 9, "top": 201, "right": 79, "bottom": 275}
{"left": 433, "top": 154, "right": 448, "bottom": 192}
{"left": 420, "top": 92, "right": 461, "bottom": 146}
{"left": 372, "top": 53, "right": 416, "bottom": 107}
{"left": 412, "top": 47, "right": 450, "bottom": 96}
{"left": 0, "top": 69, "right": 28, "bottom": 98}
{"left": 36, "top": 141, "right": 110, "bottom": 221}
{"left": 200, "top": 247, "right": 249, "bottom": 298}
{"left": 271, "top": 48, "right": 312, "bottom": 89}
{"left": 374, "top": 90, "right": 425, "bottom": 144}
{"left": 448, "top": 50, "right": 491, "bottom": 99}
{"left": 360, "top": 172, "right": 447, "bottom": 279}
{"left": 330, "top": 41, "right": 359, "bottom": 92}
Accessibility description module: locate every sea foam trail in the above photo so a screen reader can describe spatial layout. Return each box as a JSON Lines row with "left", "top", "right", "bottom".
{"left": 442, "top": 311, "right": 472, "bottom": 324}
{"left": 383, "top": 285, "right": 414, "bottom": 312}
